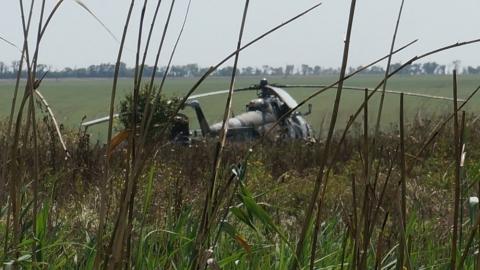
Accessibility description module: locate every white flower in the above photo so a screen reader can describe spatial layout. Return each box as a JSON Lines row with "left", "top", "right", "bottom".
{"left": 469, "top": 196, "right": 479, "bottom": 206}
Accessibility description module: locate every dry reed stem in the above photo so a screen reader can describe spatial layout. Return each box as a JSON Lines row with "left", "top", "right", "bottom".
{"left": 146, "top": 0, "right": 176, "bottom": 92}
{"left": 10, "top": 0, "right": 41, "bottom": 263}
{"left": 396, "top": 93, "right": 407, "bottom": 270}
{"left": 322, "top": 39, "right": 480, "bottom": 204}
{"left": 104, "top": 2, "right": 189, "bottom": 266}
{"left": 6, "top": 0, "right": 35, "bottom": 260}
{"left": 1, "top": 5, "right": 33, "bottom": 257}
{"left": 131, "top": 0, "right": 191, "bottom": 191}
{"left": 452, "top": 70, "right": 460, "bottom": 269}
{"left": 358, "top": 88, "right": 370, "bottom": 270}
{"left": 195, "top": 1, "right": 250, "bottom": 268}
{"left": 135, "top": 0, "right": 191, "bottom": 260}
{"left": 351, "top": 173, "right": 359, "bottom": 269}
{"left": 125, "top": 2, "right": 177, "bottom": 260}
{"left": 124, "top": 2, "right": 149, "bottom": 264}
{"left": 138, "top": 0, "right": 176, "bottom": 137}
{"left": 368, "top": 151, "right": 395, "bottom": 241}
{"left": 95, "top": 1, "right": 135, "bottom": 268}
{"left": 28, "top": 0, "right": 50, "bottom": 260}
{"left": 109, "top": 1, "right": 181, "bottom": 267}
{"left": 1, "top": 48, "right": 25, "bottom": 203}
{"left": 136, "top": 0, "right": 163, "bottom": 86}
{"left": 342, "top": 38, "right": 480, "bottom": 136}
{"left": 477, "top": 143, "right": 480, "bottom": 270}
{"left": 38, "top": 0, "right": 64, "bottom": 41}
{"left": 372, "top": 0, "right": 405, "bottom": 157}
{"left": 293, "top": 1, "right": 356, "bottom": 268}
{"left": 141, "top": 0, "right": 189, "bottom": 147}
{"left": 129, "top": 0, "right": 149, "bottom": 165}
{"left": 155, "top": 0, "right": 191, "bottom": 93}
{"left": 458, "top": 112, "right": 466, "bottom": 250}
{"left": 415, "top": 85, "right": 480, "bottom": 157}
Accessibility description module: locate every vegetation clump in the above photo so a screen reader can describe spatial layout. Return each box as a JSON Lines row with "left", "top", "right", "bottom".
{"left": 118, "top": 85, "right": 182, "bottom": 140}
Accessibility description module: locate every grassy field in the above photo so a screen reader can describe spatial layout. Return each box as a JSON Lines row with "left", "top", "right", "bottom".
{"left": 6, "top": 0, "right": 480, "bottom": 268}
{"left": 5, "top": 73, "right": 480, "bottom": 268}
{"left": 1, "top": 74, "right": 479, "bottom": 141}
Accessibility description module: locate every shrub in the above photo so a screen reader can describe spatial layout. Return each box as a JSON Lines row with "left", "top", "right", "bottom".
{"left": 118, "top": 85, "right": 182, "bottom": 140}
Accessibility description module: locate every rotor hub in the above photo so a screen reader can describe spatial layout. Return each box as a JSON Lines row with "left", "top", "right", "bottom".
{"left": 260, "top": 78, "right": 268, "bottom": 88}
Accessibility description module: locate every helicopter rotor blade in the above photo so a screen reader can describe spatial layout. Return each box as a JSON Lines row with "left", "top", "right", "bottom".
{"left": 267, "top": 86, "right": 299, "bottom": 109}
{"left": 82, "top": 113, "right": 120, "bottom": 128}
{"left": 273, "top": 84, "right": 466, "bottom": 102}
{"left": 189, "top": 85, "right": 259, "bottom": 99}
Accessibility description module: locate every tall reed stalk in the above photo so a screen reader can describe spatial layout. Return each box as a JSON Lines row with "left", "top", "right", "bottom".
{"left": 372, "top": 0, "right": 405, "bottom": 153}
{"left": 416, "top": 85, "right": 480, "bottom": 158}
{"left": 452, "top": 70, "right": 461, "bottom": 269}
{"left": 396, "top": 93, "right": 407, "bottom": 270}
{"left": 1, "top": 0, "right": 34, "bottom": 258}
{"left": 95, "top": 1, "right": 135, "bottom": 268}
{"left": 358, "top": 88, "right": 370, "bottom": 270}
{"left": 320, "top": 38, "right": 480, "bottom": 186}
{"left": 3, "top": 0, "right": 65, "bottom": 266}
{"left": 194, "top": 1, "right": 250, "bottom": 268}
{"left": 293, "top": 1, "right": 356, "bottom": 268}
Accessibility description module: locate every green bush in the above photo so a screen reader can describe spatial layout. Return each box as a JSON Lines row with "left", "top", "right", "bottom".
{"left": 118, "top": 85, "right": 182, "bottom": 140}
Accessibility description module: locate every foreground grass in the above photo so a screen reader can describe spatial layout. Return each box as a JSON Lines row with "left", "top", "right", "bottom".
{"left": 2, "top": 114, "right": 480, "bottom": 269}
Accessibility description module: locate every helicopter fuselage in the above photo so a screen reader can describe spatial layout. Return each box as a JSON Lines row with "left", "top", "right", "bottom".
{"left": 183, "top": 79, "right": 314, "bottom": 142}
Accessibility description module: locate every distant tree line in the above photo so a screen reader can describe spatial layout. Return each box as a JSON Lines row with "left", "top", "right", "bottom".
{"left": 0, "top": 60, "right": 479, "bottom": 79}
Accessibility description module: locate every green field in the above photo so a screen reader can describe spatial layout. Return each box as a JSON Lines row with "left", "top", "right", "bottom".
{"left": 1, "top": 75, "right": 479, "bottom": 141}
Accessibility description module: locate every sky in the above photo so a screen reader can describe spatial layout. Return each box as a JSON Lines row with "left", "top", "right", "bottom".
{"left": 1, "top": 0, "right": 480, "bottom": 70}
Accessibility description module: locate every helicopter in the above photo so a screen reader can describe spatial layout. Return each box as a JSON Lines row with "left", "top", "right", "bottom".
{"left": 182, "top": 78, "right": 315, "bottom": 142}
{"left": 81, "top": 78, "right": 465, "bottom": 143}
{"left": 82, "top": 78, "right": 315, "bottom": 143}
